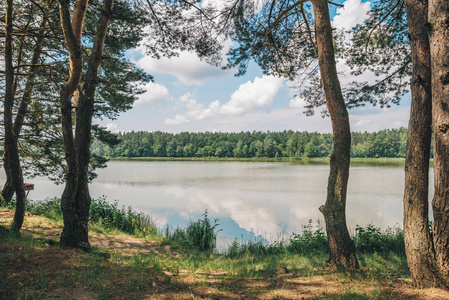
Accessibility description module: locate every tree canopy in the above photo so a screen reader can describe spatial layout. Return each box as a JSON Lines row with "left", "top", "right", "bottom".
{"left": 91, "top": 128, "right": 410, "bottom": 159}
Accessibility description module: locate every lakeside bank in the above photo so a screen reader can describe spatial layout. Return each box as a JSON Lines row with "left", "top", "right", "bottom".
{"left": 2, "top": 203, "right": 448, "bottom": 299}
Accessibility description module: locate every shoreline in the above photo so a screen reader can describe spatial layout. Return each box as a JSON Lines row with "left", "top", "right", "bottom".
{"left": 107, "top": 156, "right": 423, "bottom": 166}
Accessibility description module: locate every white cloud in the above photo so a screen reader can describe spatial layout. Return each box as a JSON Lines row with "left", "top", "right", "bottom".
{"left": 163, "top": 187, "right": 283, "bottom": 240}
{"left": 221, "top": 75, "right": 285, "bottom": 115}
{"left": 332, "top": 0, "right": 408, "bottom": 100}
{"left": 333, "top": 0, "right": 371, "bottom": 31}
{"left": 332, "top": 0, "right": 375, "bottom": 86}
{"left": 349, "top": 105, "right": 410, "bottom": 131}
{"left": 284, "top": 1, "right": 374, "bottom": 114}
{"left": 289, "top": 97, "right": 306, "bottom": 109}
{"left": 163, "top": 99, "right": 410, "bottom": 133}
{"left": 105, "top": 123, "right": 120, "bottom": 133}
{"left": 188, "top": 100, "right": 222, "bottom": 120}
{"left": 179, "top": 92, "right": 204, "bottom": 112}
{"left": 165, "top": 114, "right": 190, "bottom": 125}
{"left": 202, "top": 0, "right": 229, "bottom": 12}
{"left": 165, "top": 75, "right": 285, "bottom": 125}
{"left": 133, "top": 38, "right": 233, "bottom": 85}
{"left": 134, "top": 82, "right": 170, "bottom": 106}
{"left": 222, "top": 199, "right": 282, "bottom": 237}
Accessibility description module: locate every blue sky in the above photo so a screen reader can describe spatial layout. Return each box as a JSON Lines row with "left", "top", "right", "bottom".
{"left": 96, "top": 0, "right": 411, "bottom": 134}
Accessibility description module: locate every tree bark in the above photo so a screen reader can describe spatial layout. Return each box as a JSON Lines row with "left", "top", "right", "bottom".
{"left": 59, "top": 0, "right": 113, "bottom": 251}
{"left": 428, "top": 0, "right": 449, "bottom": 278}
{"left": 1, "top": 3, "right": 50, "bottom": 204}
{"left": 1, "top": 174, "right": 14, "bottom": 204}
{"left": 312, "top": 0, "right": 358, "bottom": 268}
{"left": 403, "top": 0, "right": 449, "bottom": 289}
{"left": 58, "top": 0, "right": 90, "bottom": 250}
{"left": 4, "top": 0, "right": 27, "bottom": 232}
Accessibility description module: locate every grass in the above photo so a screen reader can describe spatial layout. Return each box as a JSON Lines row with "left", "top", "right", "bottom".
{"left": 2, "top": 197, "right": 159, "bottom": 238}
{"left": 0, "top": 230, "right": 171, "bottom": 299}
{"left": 164, "top": 210, "right": 221, "bottom": 252}
{"left": 0, "top": 224, "right": 410, "bottom": 299}
{"left": 2, "top": 199, "right": 437, "bottom": 299}
{"left": 89, "top": 197, "right": 158, "bottom": 237}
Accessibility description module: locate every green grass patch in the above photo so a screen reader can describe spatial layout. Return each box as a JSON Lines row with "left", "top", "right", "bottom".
{"left": 2, "top": 197, "right": 158, "bottom": 238}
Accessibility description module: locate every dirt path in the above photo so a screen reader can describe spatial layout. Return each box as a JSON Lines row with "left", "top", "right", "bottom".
{"left": 2, "top": 209, "right": 449, "bottom": 299}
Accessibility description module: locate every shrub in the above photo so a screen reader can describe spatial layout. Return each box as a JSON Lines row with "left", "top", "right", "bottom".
{"left": 288, "top": 220, "right": 328, "bottom": 255}
{"left": 27, "top": 198, "right": 62, "bottom": 218}
{"left": 89, "top": 197, "right": 157, "bottom": 236}
{"left": 353, "top": 224, "right": 404, "bottom": 255}
{"left": 165, "top": 210, "right": 221, "bottom": 252}
{"left": 225, "top": 238, "right": 288, "bottom": 258}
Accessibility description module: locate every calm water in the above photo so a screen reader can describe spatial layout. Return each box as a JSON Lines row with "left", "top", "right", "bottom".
{"left": 0, "top": 161, "right": 434, "bottom": 249}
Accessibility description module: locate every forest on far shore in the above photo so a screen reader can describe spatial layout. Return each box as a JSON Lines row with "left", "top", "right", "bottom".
{"left": 91, "top": 127, "right": 419, "bottom": 159}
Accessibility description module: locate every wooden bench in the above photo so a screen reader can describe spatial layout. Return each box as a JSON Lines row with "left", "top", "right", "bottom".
{"left": 24, "top": 183, "right": 34, "bottom": 197}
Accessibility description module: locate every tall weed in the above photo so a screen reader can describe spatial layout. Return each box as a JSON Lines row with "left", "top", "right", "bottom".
{"left": 353, "top": 224, "right": 404, "bottom": 255}
{"left": 288, "top": 219, "right": 328, "bottom": 255}
{"left": 226, "top": 238, "right": 288, "bottom": 258}
{"left": 89, "top": 197, "right": 157, "bottom": 236}
{"left": 165, "top": 210, "right": 221, "bottom": 252}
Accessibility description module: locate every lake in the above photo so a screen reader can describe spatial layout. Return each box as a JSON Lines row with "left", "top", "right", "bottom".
{"left": 0, "top": 160, "right": 434, "bottom": 249}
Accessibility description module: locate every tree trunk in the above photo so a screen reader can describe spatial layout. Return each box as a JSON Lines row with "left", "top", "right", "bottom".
{"left": 312, "top": 0, "right": 358, "bottom": 268}
{"left": 1, "top": 169, "right": 14, "bottom": 204}
{"left": 59, "top": 0, "right": 113, "bottom": 251}
{"left": 58, "top": 0, "right": 89, "bottom": 250}
{"left": 4, "top": 0, "right": 27, "bottom": 232}
{"left": 1, "top": 4, "right": 49, "bottom": 204}
{"left": 428, "top": 0, "right": 449, "bottom": 278}
{"left": 403, "top": 0, "right": 449, "bottom": 288}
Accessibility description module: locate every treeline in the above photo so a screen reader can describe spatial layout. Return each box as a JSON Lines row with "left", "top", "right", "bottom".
{"left": 91, "top": 127, "right": 420, "bottom": 159}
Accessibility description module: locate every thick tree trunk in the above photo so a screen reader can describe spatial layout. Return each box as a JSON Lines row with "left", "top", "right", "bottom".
{"left": 312, "top": 0, "right": 358, "bottom": 268}
{"left": 59, "top": 0, "right": 113, "bottom": 251}
{"left": 428, "top": 0, "right": 449, "bottom": 278}
{"left": 58, "top": 0, "right": 90, "bottom": 250}
{"left": 1, "top": 7, "right": 49, "bottom": 204}
{"left": 403, "top": 0, "right": 449, "bottom": 288}
{"left": 4, "top": 0, "right": 27, "bottom": 232}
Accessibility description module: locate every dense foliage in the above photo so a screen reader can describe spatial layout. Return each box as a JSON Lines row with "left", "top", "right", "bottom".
{"left": 91, "top": 127, "right": 420, "bottom": 159}
{"left": 226, "top": 221, "right": 405, "bottom": 257}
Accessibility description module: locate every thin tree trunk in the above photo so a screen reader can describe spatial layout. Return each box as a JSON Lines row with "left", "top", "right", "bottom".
{"left": 403, "top": 0, "right": 449, "bottom": 288}
{"left": 428, "top": 0, "right": 449, "bottom": 278}
{"left": 58, "top": 0, "right": 90, "bottom": 250}
{"left": 4, "top": 0, "right": 27, "bottom": 232}
{"left": 312, "top": 0, "right": 358, "bottom": 268}
{"left": 1, "top": 3, "right": 50, "bottom": 203}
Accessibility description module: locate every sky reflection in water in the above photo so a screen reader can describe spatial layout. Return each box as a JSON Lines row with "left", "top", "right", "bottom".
{"left": 2, "top": 161, "right": 434, "bottom": 249}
